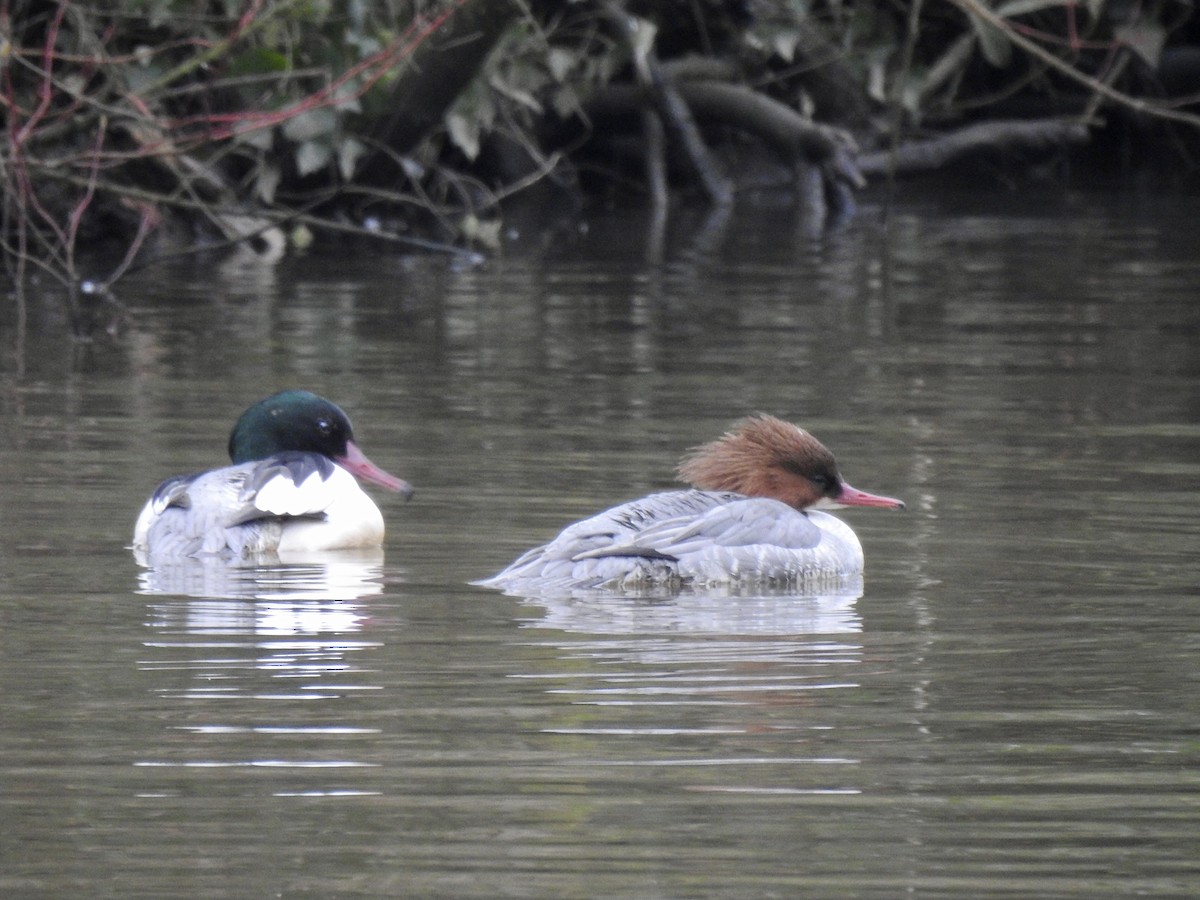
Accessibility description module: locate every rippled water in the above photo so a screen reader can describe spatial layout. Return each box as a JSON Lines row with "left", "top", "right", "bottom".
{"left": 1, "top": 189, "right": 1198, "bottom": 897}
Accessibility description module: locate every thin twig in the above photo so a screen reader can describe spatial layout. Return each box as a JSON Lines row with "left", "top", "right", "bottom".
{"left": 947, "top": 0, "right": 1200, "bottom": 129}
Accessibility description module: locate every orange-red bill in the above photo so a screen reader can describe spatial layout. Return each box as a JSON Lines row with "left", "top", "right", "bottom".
{"left": 838, "top": 482, "right": 905, "bottom": 509}
{"left": 338, "top": 441, "right": 415, "bottom": 500}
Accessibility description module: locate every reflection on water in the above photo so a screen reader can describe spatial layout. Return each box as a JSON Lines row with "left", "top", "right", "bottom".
{"left": 511, "top": 581, "right": 867, "bottom": 811}
{"left": 144, "top": 595, "right": 373, "bottom": 640}
{"left": 135, "top": 554, "right": 387, "bottom": 795}
{"left": 3, "top": 193, "right": 1200, "bottom": 898}
{"left": 140, "top": 559, "right": 383, "bottom": 691}
{"left": 520, "top": 635, "right": 864, "bottom": 704}
{"left": 517, "top": 581, "right": 863, "bottom": 635}
{"left": 135, "top": 549, "right": 388, "bottom": 601}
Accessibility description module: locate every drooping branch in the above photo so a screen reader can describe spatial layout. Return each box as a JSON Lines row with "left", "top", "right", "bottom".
{"left": 601, "top": 5, "right": 733, "bottom": 208}
{"left": 945, "top": 0, "right": 1200, "bottom": 130}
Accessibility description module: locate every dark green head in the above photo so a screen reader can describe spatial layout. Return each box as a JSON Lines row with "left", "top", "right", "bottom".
{"left": 228, "top": 390, "right": 354, "bottom": 463}
{"left": 228, "top": 390, "right": 412, "bottom": 496}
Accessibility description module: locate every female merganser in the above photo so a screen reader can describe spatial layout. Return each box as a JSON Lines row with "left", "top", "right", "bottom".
{"left": 477, "top": 415, "right": 903, "bottom": 592}
{"left": 133, "top": 390, "right": 413, "bottom": 562}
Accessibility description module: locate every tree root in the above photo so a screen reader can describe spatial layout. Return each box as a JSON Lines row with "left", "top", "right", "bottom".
{"left": 858, "top": 119, "right": 1092, "bottom": 178}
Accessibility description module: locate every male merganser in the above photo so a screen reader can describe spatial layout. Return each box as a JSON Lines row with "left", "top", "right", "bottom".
{"left": 132, "top": 390, "right": 413, "bottom": 562}
{"left": 477, "top": 415, "right": 903, "bottom": 592}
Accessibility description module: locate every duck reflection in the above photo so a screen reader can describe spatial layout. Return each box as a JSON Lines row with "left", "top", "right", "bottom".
{"left": 137, "top": 548, "right": 388, "bottom": 668}
{"left": 138, "top": 551, "right": 390, "bottom": 708}
{"left": 135, "top": 551, "right": 388, "bottom": 784}
{"left": 136, "top": 548, "right": 387, "bottom": 605}
{"left": 504, "top": 580, "right": 868, "bottom": 762}
{"left": 506, "top": 577, "right": 864, "bottom": 637}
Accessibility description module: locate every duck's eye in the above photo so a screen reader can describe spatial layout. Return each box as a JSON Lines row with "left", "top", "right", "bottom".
{"left": 809, "top": 473, "right": 841, "bottom": 497}
{"left": 316, "top": 418, "right": 333, "bottom": 436}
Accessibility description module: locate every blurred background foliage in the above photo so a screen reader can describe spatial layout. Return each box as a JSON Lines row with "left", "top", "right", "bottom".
{"left": 2, "top": 0, "right": 1198, "bottom": 323}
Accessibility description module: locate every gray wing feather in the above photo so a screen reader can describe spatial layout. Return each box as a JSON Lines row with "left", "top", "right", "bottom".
{"left": 479, "top": 490, "right": 825, "bottom": 591}
{"left": 578, "top": 498, "right": 821, "bottom": 561}
{"left": 141, "top": 452, "right": 334, "bottom": 559}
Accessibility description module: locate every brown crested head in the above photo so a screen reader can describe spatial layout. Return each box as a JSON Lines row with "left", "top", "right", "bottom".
{"left": 676, "top": 415, "right": 841, "bottom": 510}
{"left": 677, "top": 414, "right": 907, "bottom": 511}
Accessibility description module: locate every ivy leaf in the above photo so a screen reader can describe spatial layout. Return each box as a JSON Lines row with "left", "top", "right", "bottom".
{"left": 918, "top": 33, "right": 976, "bottom": 102}
{"left": 1115, "top": 19, "right": 1166, "bottom": 68}
{"left": 488, "top": 72, "right": 543, "bottom": 113}
{"left": 551, "top": 83, "right": 581, "bottom": 119}
{"left": 445, "top": 78, "right": 495, "bottom": 160}
{"left": 332, "top": 80, "right": 363, "bottom": 114}
{"left": 282, "top": 108, "right": 337, "bottom": 143}
{"left": 446, "top": 111, "right": 480, "bottom": 160}
{"left": 866, "top": 51, "right": 890, "bottom": 105}
{"left": 235, "top": 124, "right": 274, "bottom": 151}
{"left": 460, "top": 214, "right": 502, "bottom": 250}
{"left": 338, "top": 137, "right": 367, "bottom": 180}
{"left": 771, "top": 28, "right": 803, "bottom": 64}
{"left": 968, "top": 11, "right": 1012, "bottom": 68}
{"left": 294, "top": 139, "right": 331, "bottom": 176}
{"left": 548, "top": 47, "right": 575, "bottom": 83}
{"left": 256, "top": 160, "right": 281, "bottom": 204}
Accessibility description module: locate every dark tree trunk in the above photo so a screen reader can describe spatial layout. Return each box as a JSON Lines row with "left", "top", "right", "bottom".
{"left": 365, "top": 0, "right": 521, "bottom": 177}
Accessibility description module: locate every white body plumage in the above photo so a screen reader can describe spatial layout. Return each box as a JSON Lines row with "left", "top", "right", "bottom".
{"left": 477, "top": 489, "right": 865, "bottom": 593}
{"left": 133, "top": 452, "right": 386, "bottom": 562}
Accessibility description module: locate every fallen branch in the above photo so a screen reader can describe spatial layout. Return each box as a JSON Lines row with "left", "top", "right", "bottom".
{"left": 585, "top": 79, "right": 864, "bottom": 190}
{"left": 673, "top": 80, "right": 864, "bottom": 189}
{"left": 858, "top": 119, "right": 1091, "bottom": 177}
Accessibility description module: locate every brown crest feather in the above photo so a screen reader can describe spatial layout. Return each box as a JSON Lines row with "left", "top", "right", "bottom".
{"left": 676, "top": 414, "right": 840, "bottom": 509}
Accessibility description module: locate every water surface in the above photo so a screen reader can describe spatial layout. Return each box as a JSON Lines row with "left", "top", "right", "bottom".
{"left": 1, "top": 189, "right": 1198, "bottom": 897}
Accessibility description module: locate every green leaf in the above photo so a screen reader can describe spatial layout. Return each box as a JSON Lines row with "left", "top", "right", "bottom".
{"left": 548, "top": 48, "right": 575, "bottom": 83}
{"left": 918, "top": 33, "right": 976, "bottom": 101}
{"left": 488, "top": 72, "right": 543, "bottom": 113}
{"left": 551, "top": 84, "right": 581, "bottom": 119}
{"left": 899, "top": 72, "right": 924, "bottom": 117}
{"left": 444, "top": 78, "right": 495, "bottom": 159}
{"left": 866, "top": 52, "right": 889, "bottom": 105}
{"left": 1115, "top": 19, "right": 1166, "bottom": 68}
{"left": 968, "top": 10, "right": 1012, "bottom": 68}
{"left": 294, "top": 139, "right": 331, "bottom": 176}
{"left": 256, "top": 160, "right": 281, "bottom": 203}
{"left": 445, "top": 111, "right": 480, "bottom": 160}
{"left": 769, "top": 27, "right": 803, "bottom": 64}
{"left": 338, "top": 137, "right": 367, "bottom": 180}
{"left": 332, "top": 80, "right": 363, "bottom": 114}
{"left": 226, "top": 47, "right": 289, "bottom": 78}
{"left": 282, "top": 107, "right": 337, "bottom": 143}
{"left": 460, "top": 214, "right": 502, "bottom": 250}
{"left": 290, "top": 223, "right": 314, "bottom": 251}
{"left": 235, "top": 124, "right": 274, "bottom": 151}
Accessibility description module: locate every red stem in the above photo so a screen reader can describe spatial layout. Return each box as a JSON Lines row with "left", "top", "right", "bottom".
{"left": 14, "top": 0, "right": 68, "bottom": 144}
